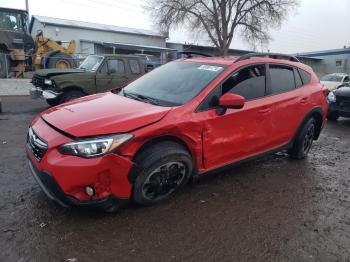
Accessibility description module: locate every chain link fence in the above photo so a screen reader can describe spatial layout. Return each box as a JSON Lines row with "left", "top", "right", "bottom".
{"left": 0, "top": 52, "right": 88, "bottom": 79}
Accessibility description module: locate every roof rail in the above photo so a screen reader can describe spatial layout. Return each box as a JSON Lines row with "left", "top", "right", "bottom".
{"left": 235, "top": 52, "right": 300, "bottom": 63}
{"left": 177, "top": 51, "right": 212, "bottom": 58}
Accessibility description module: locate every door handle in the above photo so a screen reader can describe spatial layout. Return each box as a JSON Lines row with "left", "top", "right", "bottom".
{"left": 258, "top": 108, "right": 271, "bottom": 114}
{"left": 300, "top": 97, "right": 308, "bottom": 104}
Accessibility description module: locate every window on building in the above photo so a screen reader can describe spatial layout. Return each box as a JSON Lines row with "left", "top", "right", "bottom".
{"left": 222, "top": 64, "right": 266, "bottom": 100}
{"left": 129, "top": 59, "right": 141, "bottom": 74}
{"left": 336, "top": 60, "right": 342, "bottom": 67}
{"left": 270, "top": 65, "right": 295, "bottom": 94}
{"left": 108, "top": 59, "right": 125, "bottom": 74}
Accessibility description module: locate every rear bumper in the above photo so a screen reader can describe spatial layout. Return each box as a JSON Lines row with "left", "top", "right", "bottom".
{"left": 28, "top": 158, "right": 129, "bottom": 211}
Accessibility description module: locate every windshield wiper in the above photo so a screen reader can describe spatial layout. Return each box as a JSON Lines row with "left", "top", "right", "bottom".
{"left": 123, "top": 90, "right": 161, "bottom": 106}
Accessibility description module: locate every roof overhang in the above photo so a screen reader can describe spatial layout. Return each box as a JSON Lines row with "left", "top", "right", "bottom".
{"left": 82, "top": 40, "right": 177, "bottom": 53}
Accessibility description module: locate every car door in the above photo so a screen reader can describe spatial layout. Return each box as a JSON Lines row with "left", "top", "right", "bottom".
{"left": 197, "top": 64, "right": 276, "bottom": 170}
{"left": 128, "top": 58, "right": 143, "bottom": 81}
{"left": 95, "top": 58, "right": 128, "bottom": 92}
{"left": 267, "top": 64, "right": 311, "bottom": 147}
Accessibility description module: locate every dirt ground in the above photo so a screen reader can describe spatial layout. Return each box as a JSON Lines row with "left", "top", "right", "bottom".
{"left": 0, "top": 96, "right": 349, "bottom": 262}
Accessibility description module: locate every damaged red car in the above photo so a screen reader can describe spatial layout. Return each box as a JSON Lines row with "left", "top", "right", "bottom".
{"left": 27, "top": 53, "right": 328, "bottom": 212}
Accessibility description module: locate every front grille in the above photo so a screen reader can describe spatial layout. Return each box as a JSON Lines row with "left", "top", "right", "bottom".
{"left": 32, "top": 74, "right": 44, "bottom": 87}
{"left": 336, "top": 96, "right": 350, "bottom": 110}
{"left": 27, "top": 128, "right": 48, "bottom": 162}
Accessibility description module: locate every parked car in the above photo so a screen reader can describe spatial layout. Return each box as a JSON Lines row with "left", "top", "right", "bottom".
{"left": 27, "top": 53, "right": 328, "bottom": 212}
{"left": 133, "top": 54, "right": 162, "bottom": 71}
{"left": 327, "top": 82, "right": 350, "bottom": 120}
{"left": 30, "top": 54, "right": 145, "bottom": 106}
{"left": 320, "top": 73, "right": 350, "bottom": 91}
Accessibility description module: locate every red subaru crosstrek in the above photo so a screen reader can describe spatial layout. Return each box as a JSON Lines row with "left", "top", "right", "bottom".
{"left": 27, "top": 53, "right": 329, "bottom": 212}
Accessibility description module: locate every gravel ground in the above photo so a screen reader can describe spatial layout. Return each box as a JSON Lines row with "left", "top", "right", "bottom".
{"left": 0, "top": 96, "right": 349, "bottom": 262}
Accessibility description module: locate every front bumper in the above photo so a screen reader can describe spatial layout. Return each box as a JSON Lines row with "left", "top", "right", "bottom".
{"left": 27, "top": 117, "right": 134, "bottom": 210}
{"left": 329, "top": 102, "right": 350, "bottom": 117}
{"left": 28, "top": 158, "right": 128, "bottom": 211}
{"left": 30, "top": 86, "right": 61, "bottom": 100}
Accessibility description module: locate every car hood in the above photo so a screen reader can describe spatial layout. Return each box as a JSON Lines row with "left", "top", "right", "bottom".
{"left": 35, "top": 68, "right": 86, "bottom": 77}
{"left": 41, "top": 92, "right": 172, "bottom": 137}
{"left": 334, "top": 86, "right": 350, "bottom": 97}
{"left": 320, "top": 81, "right": 341, "bottom": 91}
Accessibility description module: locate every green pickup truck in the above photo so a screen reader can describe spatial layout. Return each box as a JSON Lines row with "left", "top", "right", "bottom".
{"left": 30, "top": 54, "right": 145, "bottom": 106}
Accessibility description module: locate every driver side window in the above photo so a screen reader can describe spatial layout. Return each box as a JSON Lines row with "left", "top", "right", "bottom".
{"left": 197, "top": 64, "right": 266, "bottom": 112}
{"left": 223, "top": 64, "right": 266, "bottom": 100}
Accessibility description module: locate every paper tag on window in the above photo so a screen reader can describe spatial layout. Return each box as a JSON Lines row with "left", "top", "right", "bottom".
{"left": 198, "top": 65, "right": 223, "bottom": 72}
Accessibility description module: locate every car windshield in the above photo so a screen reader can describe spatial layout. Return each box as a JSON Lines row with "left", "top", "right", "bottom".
{"left": 79, "top": 55, "right": 104, "bottom": 71}
{"left": 122, "top": 61, "right": 225, "bottom": 106}
{"left": 321, "top": 74, "right": 343, "bottom": 82}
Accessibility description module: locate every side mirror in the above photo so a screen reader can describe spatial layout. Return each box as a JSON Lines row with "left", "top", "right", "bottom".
{"left": 219, "top": 93, "right": 245, "bottom": 109}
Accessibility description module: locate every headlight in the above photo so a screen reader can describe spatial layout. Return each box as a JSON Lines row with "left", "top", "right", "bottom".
{"left": 327, "top": 92, "right": 336, "bottom": 103}
{"left": 44, "top": 78, "right": 52, "bottom": 85}
{"left": 59, "top": 134, "right": 133, "bottom": 158}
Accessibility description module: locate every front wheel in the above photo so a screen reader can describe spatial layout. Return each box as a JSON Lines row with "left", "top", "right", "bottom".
{"left": 132, "top": 141, "right": 193, "bottom": 206}
{"left": 288, "top": 118, "right": 316, "bottom": 159}
{"left": 46, "top": 98, "right": 60, "bottom": 107}
{"left": 59, "top": 90, "right": 85, "bottom": 104}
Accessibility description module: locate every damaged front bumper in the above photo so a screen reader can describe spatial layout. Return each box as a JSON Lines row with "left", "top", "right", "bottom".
{"left": 30, "top": 86, "right": 61, "bottom": 100}
{"left": 28, "top": 158, "right": 129, "bottom": 211}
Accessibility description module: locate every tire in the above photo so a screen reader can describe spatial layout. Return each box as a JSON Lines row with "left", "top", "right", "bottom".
{"left": 0, "top": 53, "right": 10, "bottom": 78}
{"left": 327, "top": 110, "right": 339, "bottom": 121}
{"left": 132, "top": 141, "right": 193, "bottom": 206}
{"left": 59, "top": 90, "right": 85, "bottom": 104}
{"left": 288, "top": 118, "right": 316, "bottom": 160}
{"left": 46, "top": 98, "right": 60, "bottom": 107}
{"left": 46, "top": 53, "right": 75, "bottom": 69}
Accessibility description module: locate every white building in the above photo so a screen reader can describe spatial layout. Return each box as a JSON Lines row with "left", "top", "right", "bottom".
{"left": 29, "top": 15, "right": 175, "bottom": 63}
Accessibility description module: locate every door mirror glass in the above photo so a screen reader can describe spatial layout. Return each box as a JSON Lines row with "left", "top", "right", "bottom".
{"left": 219, "top": 93, "right": 245, "bottom": 109}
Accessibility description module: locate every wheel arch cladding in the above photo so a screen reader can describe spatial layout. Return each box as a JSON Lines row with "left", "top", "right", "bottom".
{"left": 128, "top": 136, "right": 194, "bottom": 183}
{"left": 296, "top": 107, "right": 323, "bottom": 141}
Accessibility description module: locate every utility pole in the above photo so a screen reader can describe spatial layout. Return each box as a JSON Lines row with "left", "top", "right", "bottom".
{"left": 25, "top": 0, "right": 30, "bottom": 30}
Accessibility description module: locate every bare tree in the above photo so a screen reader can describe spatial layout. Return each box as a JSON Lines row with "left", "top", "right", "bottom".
{"left": 146, "top": 0, "right": 298, "bottom": 55}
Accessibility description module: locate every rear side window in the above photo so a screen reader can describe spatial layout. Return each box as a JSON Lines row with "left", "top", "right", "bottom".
{"left": 108, "top": 59, "right": 125, "bottom": 74}
{"left": 270, "top": 65, "right": 295, "bottom": 94}
{"left": 298, "top": 69, "right": 311, "bottom": 85}
{"left": 129, "top": 59, "right": 141, "bottom": 74}
{"left": 294, "top": 68, "right": 303, "bottom": 88}
{"left": 223, "top": 64, "right": 266, "bottom": 100}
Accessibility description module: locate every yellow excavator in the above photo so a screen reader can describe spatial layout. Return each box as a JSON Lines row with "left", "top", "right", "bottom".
{"left": 0, "top": 7, "right": 76, "bottom": 78}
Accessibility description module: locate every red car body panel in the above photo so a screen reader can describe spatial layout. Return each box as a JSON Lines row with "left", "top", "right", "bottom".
{"left": 41, "top": 92, "right": 172, "bottom": 137}
{"left": 28, "top": 56, "right": 328, "bottom": 206}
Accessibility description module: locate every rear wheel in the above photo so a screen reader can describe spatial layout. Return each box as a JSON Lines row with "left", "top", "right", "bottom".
{"left": 0, "top": 53, "right": 10, "bottom": 78}
{"left": 288, "top": 118, "right": 316, "bottom": 159}
{"left": 327, "top": 110, "right": 339, "bottom": 121}
{"left": 59, "top": 90, "right": 85, "bottom": 104}
{"left": 46, "top": 53, "right": 75, "bottom": 69}
{"left": 132, "top": 141, "right": 192, "bottom": 206}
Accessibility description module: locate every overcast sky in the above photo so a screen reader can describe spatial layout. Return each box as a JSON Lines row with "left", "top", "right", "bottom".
{"left": 2, "top": 0, "right": 350, "bottom": 53}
